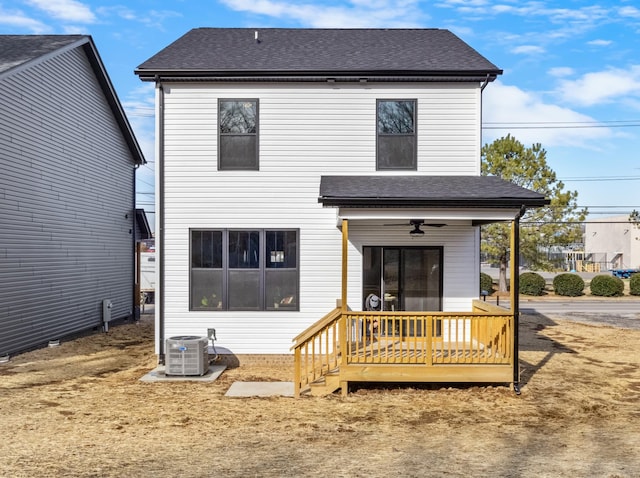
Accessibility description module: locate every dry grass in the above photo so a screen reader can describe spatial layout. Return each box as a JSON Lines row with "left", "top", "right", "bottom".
{"left": 1, "top": 311, "right": 639, "bottom": 478}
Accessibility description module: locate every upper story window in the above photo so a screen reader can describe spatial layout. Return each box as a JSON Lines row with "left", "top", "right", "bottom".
{"left": 218, "top": 99, "right": 258, "bottom": 170}
{"left": 377, "top": 99, "right": 416, "bottom": 170}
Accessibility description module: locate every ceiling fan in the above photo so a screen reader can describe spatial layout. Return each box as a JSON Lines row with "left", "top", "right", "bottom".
{"left": 383, "top": 219, "right": 447, "bottom": 236}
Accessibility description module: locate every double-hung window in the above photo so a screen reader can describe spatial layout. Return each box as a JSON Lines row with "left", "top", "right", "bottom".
{"left": 218, "top": 99, "right": 258, "bottom": 170}
{"left": 376, "top": 99, "right": 417, "bottom": 170}
{"left": 191, "top": 229, "right": 298, "bottom": 311}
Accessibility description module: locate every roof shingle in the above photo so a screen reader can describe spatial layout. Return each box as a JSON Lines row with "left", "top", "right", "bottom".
{"left": 0, "top": 35, "right": 84, "bottom": 76}
{"left": 319, "top": 175, "right": 549, "bottom": 208}
{"left": 136, "top": 28, "right": 502, "bottom": 80}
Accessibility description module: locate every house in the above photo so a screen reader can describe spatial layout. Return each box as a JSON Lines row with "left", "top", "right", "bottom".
{"left": 584, "top": 215, "right": 640, "bottom": 272}
{"left": 0, "top": 35, "right": 145, "bottom": 357}
{"left": 135, "top": 28, "right": 548, "bottom": 395}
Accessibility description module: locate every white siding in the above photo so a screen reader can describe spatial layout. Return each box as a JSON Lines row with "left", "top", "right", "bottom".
{"left": 0, "top": 47, "right": 136, "bottom": 356}
{"left": 160, "top": 82, "right": 483, "bottom": 354}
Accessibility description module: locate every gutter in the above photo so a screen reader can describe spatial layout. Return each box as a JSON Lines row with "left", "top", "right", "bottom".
{"left": 318, "top": 197, "right": 550, "bottom": 208}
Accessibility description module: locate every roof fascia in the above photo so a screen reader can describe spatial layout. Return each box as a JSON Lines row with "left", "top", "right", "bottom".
{"left": 136, "top": 70, "right": 502, "bottom": 83}
{"left": 319, "top": 197, "right": 550, "bottom": 208}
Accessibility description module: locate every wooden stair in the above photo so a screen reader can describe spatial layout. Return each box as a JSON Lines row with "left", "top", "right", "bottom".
{"left": 307, "top": 368, "right": 341, "bottom": 396}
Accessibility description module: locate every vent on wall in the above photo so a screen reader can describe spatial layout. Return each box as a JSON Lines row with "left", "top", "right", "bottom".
{"left": 165, "top": 336, "right": 209, "bottom": 376}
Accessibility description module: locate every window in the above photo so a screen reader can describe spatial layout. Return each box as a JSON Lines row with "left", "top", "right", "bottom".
{"left": 190, "top": 229, "right": 298, "bottom": 311}
{"left": 377, "top": 99, "right": 416, "bottom": 170}
{"left": 218, "top": 99, "right": 258, "bottom": 170}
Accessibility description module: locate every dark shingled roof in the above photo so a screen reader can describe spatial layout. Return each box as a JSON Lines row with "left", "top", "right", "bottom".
{"left": 318, "top": 176, "right": 549, "bottom": 208}
{"left": 136, "top": 28, "right": 502, "bottom": 81}
{"left": 0, "top": 35, "right": 84, "bottom": 76}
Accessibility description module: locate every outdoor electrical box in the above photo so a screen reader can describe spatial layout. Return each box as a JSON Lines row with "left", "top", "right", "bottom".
{"left": 102, "top": 299, "right": 113, "bottom": 332}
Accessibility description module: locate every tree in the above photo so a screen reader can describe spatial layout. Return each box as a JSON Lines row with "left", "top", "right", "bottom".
{"left": 481, "top": 135, "right": 587, "bottom": 291}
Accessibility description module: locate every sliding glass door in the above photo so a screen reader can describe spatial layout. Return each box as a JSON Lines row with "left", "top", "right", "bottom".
{"left": 363, "top": 246, "right": 442, "bottom": 312}
{"left": 363, "top": 246, "right": 442, "bottom": 336}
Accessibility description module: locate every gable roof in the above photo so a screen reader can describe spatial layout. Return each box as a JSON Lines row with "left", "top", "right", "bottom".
{"left": 318, "top": 175, "right": 549, "bottom": 209}
{"left": 0, "top": 35, "right": 145, "bottom": 165}
{"left": 135, "top": 28, "right": 502, "bottom": 82}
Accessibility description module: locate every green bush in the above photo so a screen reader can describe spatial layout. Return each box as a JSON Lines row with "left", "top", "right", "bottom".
{"left": 480, "top": 272, "right": 494, "bottom": 295}
{"left": 553, "top": 273, "right": 585, "bottom": 297}
{"left": 519, "top": 272, "right": 546, "bottom": 296}
{"left": 589, "top": 274, "right": 624, "bottom": 297}
{"left": 630, "top": 273, "right": 640, "bottom": 296}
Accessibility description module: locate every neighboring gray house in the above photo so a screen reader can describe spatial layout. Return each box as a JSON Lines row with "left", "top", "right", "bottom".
{"left": 0, "top": 35, "right": 145, "bottom": 357}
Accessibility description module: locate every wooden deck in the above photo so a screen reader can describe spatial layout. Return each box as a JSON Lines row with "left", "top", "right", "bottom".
{"left": 292, "top": 300, "right": 514, "bottom": 397}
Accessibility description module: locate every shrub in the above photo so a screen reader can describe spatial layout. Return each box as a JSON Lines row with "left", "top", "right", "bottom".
{"left": 519, "top": 272, "right": 546, "bottom": 296}
{"left": 589, "top": 274, "right": 624, "bottom": 297}
{"left": 553, "top": 273, "right": 585, "bottom": 297}
{"left": 630, "top": 273, "right": 640, "bottom": 296}
{"left": 480, "top": 272, "right": 494, "bottom": 295}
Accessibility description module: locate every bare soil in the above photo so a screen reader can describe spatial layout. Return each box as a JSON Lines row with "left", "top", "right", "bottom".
{"left": 1, "top": 310, "right": 639, "bottom": 478}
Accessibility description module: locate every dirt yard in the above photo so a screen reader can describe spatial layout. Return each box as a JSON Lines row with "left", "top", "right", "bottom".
{"left": 1, "top": 309, "right": 639, "bottom": 478}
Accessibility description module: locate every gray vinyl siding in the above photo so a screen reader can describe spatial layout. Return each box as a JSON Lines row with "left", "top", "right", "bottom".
{"left": 159, "top": 82, "right": 483, "bottom": 354}
{"left": 0, "top": 46, "right": 135, "bottom": 356}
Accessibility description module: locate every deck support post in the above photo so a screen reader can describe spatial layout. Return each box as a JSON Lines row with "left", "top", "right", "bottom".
{"left": 341, "top": 219, "right": 348, "bottom": 311}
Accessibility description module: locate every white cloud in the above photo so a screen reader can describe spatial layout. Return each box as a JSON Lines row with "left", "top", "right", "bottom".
{"left": 557, "top": 66, "right": 640, "bottom": 106}
{"left": 619, "top": 6, "right": 640, "bottom": 18}
{"left": 25, "top": 0, "right": 95, "bottom": 23}
{"left": 0, "top": 7, "right": 50, "bottom": 33}
{"left": 219, "top": 0, "right": 425, "bottom": 27}
{"left": 482, "top": 81, "right": 611, "bottom": 148}
{"left": 587, "top": 39, "right": 612, "bottom": 46}
{"left": 96, "top": 6, "right": 137, "bottom": 21}
{"left": 548, "top": 67, "right": 575, "bottom": 77}
{"left": 511, "top": 45, "right": 545, "bottom": 55}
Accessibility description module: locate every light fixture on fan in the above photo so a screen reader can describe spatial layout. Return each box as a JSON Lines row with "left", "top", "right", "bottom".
{"left": 409, "top": 220, "right": 425, "bottom": 236}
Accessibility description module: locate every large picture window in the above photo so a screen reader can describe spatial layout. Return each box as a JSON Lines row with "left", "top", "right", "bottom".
{"left": 377, "top": 99, "right": 417, "bottom": 170}
{"left": 218, "top": 99, "right": 258, "bottom": 170}
{"left": 190, "top": 229, "right": 298, "bottom": 311}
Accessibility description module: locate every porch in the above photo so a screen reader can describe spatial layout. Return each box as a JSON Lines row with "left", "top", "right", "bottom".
{"left": 292, "top": 299, "right": 513, "bottom": 397}
{"left": 291, "top": 176, "right": 548, "bottom": 397}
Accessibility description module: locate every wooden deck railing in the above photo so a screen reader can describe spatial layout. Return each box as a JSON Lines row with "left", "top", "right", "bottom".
{"left": 292, "top": 301, "right": 514, "bottom": 397}
{"left": 291, "top": 306, "right": 342, "bottom": 398}
{"left": 343, "top": 310, "right": 512, "bottom": 365}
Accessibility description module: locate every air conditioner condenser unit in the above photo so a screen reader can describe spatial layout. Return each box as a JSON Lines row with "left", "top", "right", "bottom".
{"left": 165, "top": 336, "right": 209, "bottom": 376}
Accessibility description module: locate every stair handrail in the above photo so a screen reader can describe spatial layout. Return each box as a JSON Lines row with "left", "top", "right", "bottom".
{"left": 291, "top": 306, "right": 342, "bottom": 350}
{"left": 292, "top": 304, "right": 344, "bottom": 397}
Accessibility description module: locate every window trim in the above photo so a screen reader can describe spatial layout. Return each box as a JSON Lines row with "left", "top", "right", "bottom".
{"left": 218, "top": 98, "right": 259, "bottom": 171}
{"left": 190, "top": 228, "right": 299, "bottom": 312}
{"left": 376, "top": 99, "right": 417, "bottom": 171}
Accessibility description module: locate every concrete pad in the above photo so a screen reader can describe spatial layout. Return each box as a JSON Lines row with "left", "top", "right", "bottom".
{"left": 140, "top": 364, "right": 226, "bottom": 382}
{"left": 225, "top": 381, "right": 294, "bottom": 398}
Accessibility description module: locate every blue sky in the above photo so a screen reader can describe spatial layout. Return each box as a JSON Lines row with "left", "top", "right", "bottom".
{"left": 3, "top": 0, "right": 640, "bottom": 229}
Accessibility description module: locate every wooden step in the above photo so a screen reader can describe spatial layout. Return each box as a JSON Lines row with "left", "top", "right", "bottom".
{"left": 308, "top": 370, "right": 341, "bottom": 396}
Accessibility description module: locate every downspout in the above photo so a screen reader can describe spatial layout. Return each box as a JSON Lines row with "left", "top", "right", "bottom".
{"left": 512, "top": 205, "right": 526, "bottom": 394}
{"left": 133, "top": 163, "right": 140, "bottom": 321}
{"left": 157, "top": 77, "right": 166, "bottom": 365}
{"left": 480, "top": 74, "right": 491, "bottom": 92}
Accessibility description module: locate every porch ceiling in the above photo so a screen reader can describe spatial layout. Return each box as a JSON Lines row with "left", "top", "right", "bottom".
{"left": 318, "top": 175, "right": 549, "bottom": 210}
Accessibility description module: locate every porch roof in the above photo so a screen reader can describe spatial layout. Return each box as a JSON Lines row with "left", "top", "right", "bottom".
{"left": 318, "top": 175, "right": 549, "bottom": 209}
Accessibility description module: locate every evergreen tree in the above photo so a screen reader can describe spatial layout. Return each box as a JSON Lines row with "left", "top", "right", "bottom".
{"left": 481, "top": 134, "right": 587, "bottom": 291}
